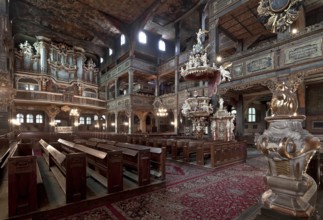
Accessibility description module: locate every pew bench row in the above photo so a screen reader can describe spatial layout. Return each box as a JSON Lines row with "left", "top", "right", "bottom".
{"left": 128, "top": 136, "right": 247, "bottom": 168}
{"left": 39, "top": 139, "right": 87, "bottom": 203}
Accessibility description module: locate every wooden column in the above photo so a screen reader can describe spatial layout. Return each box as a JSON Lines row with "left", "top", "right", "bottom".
{"left": 236, "top": 95, "right": 244, "bottom": 137}
{"left": 128, "top": 69, "right": 134, "bottom": 95}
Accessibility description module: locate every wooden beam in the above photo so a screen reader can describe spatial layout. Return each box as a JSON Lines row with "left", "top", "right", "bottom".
{"left": 76, "top": 0, "right": 130, "bottom": 35}
{"left": 132, "top": 0, "right": 164, "bottom": 31}
{"left": 165, "top": 0, "right": 208, "bottom": 27}
{"left": 231, "top": 14, "right": 253, "bottom": 36}
{"left": 218, "top": 25, "right": 239, "bottom": 42}
{"left": 15, "top": 0, "right": 117, "bottom": 48}
{"left": 246, "top": 6, "right": 267, "bottom": 31}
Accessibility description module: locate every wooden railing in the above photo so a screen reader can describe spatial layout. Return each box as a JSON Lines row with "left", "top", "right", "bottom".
{"left": 106, "top": 94, "right": 155, "bottom": 111}
{"left": 14, "top": 90, "right": 106, "bottom": 109}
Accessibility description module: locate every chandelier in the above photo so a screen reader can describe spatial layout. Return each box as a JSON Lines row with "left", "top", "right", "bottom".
{"left": 156, "top": 106, "right": 168, "bottom": 117}
{"left": 69, "top": 108, "right": 80, "bottom": 117}
{"left": 153, "top": 97, "right": 168, "bottom": 117}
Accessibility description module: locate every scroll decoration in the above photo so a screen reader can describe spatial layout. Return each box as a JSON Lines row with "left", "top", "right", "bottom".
{"left": 257, "top": 0, "right": 304, "bottom": 32}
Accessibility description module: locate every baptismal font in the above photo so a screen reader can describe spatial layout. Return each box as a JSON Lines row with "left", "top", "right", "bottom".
{"left": 180, "top": 29, "right": 231, "bottom": 139}
{"left": 256, "top": 79, "right": 321, "bottom": 218}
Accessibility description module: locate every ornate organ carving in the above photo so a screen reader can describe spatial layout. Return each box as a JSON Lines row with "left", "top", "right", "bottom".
{"left": 14, "top": 37, "right": 100, "bottom": 98}
{"left": 14, "top": 37, "right": 99, "bottom": 85}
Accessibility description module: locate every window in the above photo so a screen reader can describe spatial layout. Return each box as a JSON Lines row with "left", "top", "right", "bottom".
{"left": 35, "top": 114, "right": 43, "bottom": 123}
{"left": 26, "top": 114, "right": 34, "bottom": 123}
{"left": 17, "top": 79, "right": 39, "bottom": 91}
{"left": 248, "top": 107, "right": 256, "bottom": 122}
{"left": 94, "top": 115, "right": 98, "bottom": 121}
{"left": 120, "top": 34, "right": 126, "bottom": 45}
{"left": 18, "top": 83, "right": 39, "bottom": 91}
{"left": 109, "top": 48, "right": 113, "bottom": 56}
{"left": 158, "top": 39, "right": 166, "bottom": 51}
{"left": 79, "top": 117, "right": 85, "bottom": 125}
{"left": 138, "top": 31, "right": 147, "bottom": 44}
{"left": 16, "top": 113, "right": 24, "bottom": 123}
{"left": 100, "top": 57, "right": 104, "bottom": 63}
{"left": 83, "top": 90, "right": 97, "bottom": 98}
{"left": 86, "top": 117, "right": 92, "bottom": 125}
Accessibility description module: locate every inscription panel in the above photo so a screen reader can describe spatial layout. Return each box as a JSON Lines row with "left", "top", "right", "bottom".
{"left": 246, "top": 53, "right": 274, "bottom": 74}
{"left": 284, "top": 38, "right": 322, "bottom": 64}
{"left": 232, "top": 63, "right": 244, "bottom": 78}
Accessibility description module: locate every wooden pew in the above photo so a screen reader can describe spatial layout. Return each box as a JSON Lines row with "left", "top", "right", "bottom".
{"left": 0, "top": 138, "right": 11, "bottom": 169}
{"left": 172, "top": 139, "right": 191, "bottom": 160}
{"left": 45, "top": 142, "right": 86, "bottom": 203}
{"left": 115, "top": 142, "right": 166, "bottom": 180}
{"left": 183, "top": 140, "right": 204, "bottom": 163}
{"left": 39, "top": 139, "right": 50, "bottom": 165}
{"left": 57, "top": 139, "right": 123, "bottom": 193}
{"left": 8, "top": 142, "right": 40, "bottom": 217}
{"left": 196, "top": 141, "right": 247, "bottom": 168}
{"left": 97, "top": 143, "right": 151, "bottom": 186}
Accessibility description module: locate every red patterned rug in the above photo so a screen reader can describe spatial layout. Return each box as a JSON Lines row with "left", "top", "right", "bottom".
{"left": 60, "top": 158, "right": 267, "bottom": 220}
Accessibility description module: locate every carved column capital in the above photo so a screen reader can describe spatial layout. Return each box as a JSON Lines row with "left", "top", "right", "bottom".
{"left": 261, "top": 78, "right": 278, "bottom": 93}
{"left": 45, "top": 105, "right": 61, "bottom": 118}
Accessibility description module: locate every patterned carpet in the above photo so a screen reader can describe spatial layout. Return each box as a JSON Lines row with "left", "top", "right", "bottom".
{"left": 60, "top": 157, "right": 267, "bottom": 220}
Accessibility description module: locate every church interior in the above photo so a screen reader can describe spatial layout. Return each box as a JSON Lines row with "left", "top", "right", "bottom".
{"left": 0, "top": 0, "right": 323, "bottom": 219}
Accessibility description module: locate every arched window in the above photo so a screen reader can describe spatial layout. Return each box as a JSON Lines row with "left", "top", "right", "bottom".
{"left": 158, "top": 39, "right": 166, "bottom": 51}
{"left": 120, "top": 34, "right": 126, "bottom": 45}
{"left": 79, "top": 117, "right": 85, "bottom": 124}
{"left": 16, "top": 113, "right": 24, "bottom": 123}
{"left": 18, "top": 78, "right": 39, "bottom": 91}
{"left": 86, "top": 117, "right": 92, "bottom": 125}
{"left": 109, "top": 48, "right": 113, "bottom": 56}
{"left": 248, "top": 107, "right": 256, "bottom": 122}
{"left": 138, "top": 31, "right": 147, "bottom": 44}
{"left": 36, "top": 114, "right": 43, "bottom": 123}
{"left": 26, "top": 114, "right": 34, "bottom": 123}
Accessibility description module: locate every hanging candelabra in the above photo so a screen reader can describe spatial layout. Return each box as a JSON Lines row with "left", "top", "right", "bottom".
{"left": 153, "top": 97, "right": 168, "bottom": 117}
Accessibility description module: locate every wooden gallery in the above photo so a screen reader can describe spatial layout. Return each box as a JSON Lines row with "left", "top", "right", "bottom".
{"left": 0, "top": 0, "right": 322, "bottom": 219}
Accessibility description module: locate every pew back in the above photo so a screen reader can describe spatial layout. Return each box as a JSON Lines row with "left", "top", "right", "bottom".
{"left": 8, "top": 142, "right": 38, "bottom": 217}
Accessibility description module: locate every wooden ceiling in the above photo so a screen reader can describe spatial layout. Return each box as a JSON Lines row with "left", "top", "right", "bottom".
{"left": 9, "top": 0, "right": 203, "bottom": 57}
{"left": 217, "top": 0, "right": 276, "bottom": 55}
{"left": 219, "top": 0, "right": 268, "bottom": 40}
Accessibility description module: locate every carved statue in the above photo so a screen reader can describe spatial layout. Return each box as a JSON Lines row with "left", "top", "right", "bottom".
{"left": 181, "top": 100, "right": 191, "bottom": 116}
{"left": 19, "top": 41, "right": 33, "bottom": 56}
{"left": 219, "top": 97, "right": 224, "bottom": 110}
{"left": 270, "top": 82, "right": 298, "bottom": 116}
{"left": 196, "top": 29, "right": 208, "bottom": 45}
{"left": 219, "top": 64, "right": 232, "bottom": 82}
{"left": 201, "top": 52, "right": 208, "bottom": 67}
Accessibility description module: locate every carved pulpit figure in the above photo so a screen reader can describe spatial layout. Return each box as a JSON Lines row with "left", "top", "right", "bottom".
{"left": 219, "top": 97, "right": 224, "bottom": 110}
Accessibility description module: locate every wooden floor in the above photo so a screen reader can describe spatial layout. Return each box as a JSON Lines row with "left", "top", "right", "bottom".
{"left": 0, "top": 156, "right": 165, "bottom": 220}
